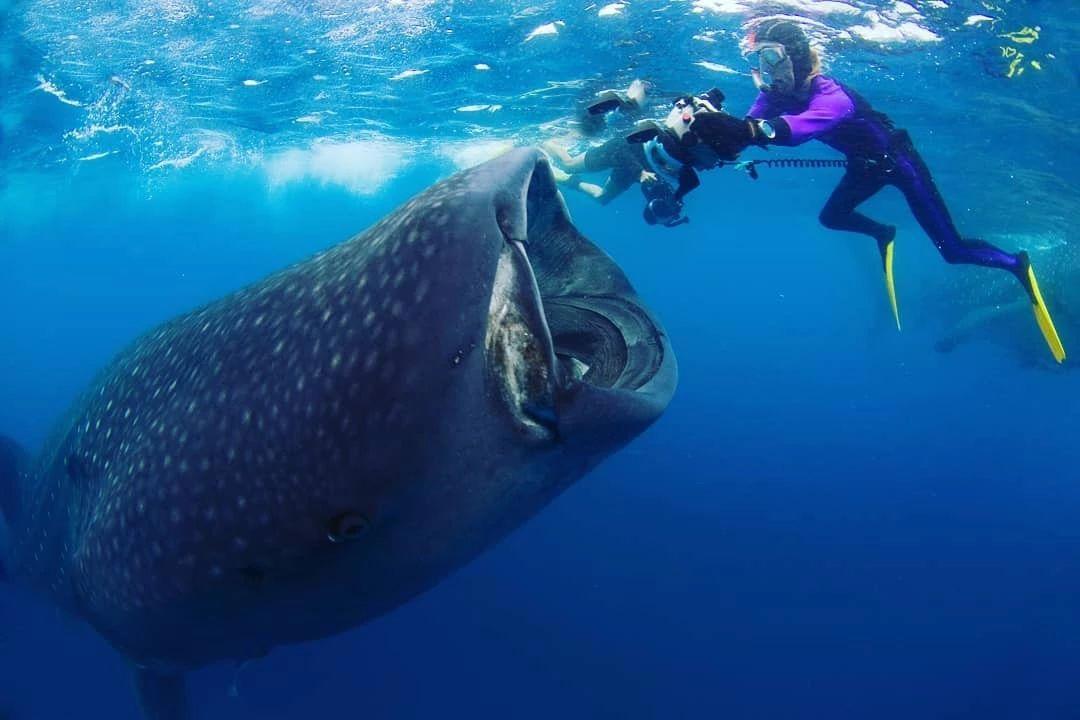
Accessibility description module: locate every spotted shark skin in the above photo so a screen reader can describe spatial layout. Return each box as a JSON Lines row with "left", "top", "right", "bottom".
{"left": 0, "top": 148, "right": 677, "bottom": 719}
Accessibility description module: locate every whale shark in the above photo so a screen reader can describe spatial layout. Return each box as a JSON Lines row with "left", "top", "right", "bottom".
{"left": 0, "top": 148, "right": 677, "bottom": 719}
{"left": 930, "top": 239, "right": 1076, "bottom": 367}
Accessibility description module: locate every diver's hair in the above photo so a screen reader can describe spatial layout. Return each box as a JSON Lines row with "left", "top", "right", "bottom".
{"left": 802, "top": 47, "right": 822, "bottom": 88}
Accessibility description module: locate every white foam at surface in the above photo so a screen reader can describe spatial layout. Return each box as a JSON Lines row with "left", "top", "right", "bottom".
{"left": 78, "top": 150, "right": 118, "bottom": 162}
{"left": 692, "top": 0, "right": 751, "bottom": 14}
{"left": 849, "top": 18, "right": 941, "bottom": 44}
{"left": 964, "top": 15, "right": 994, "bottom": 26}
{"left": 264, "top": 139, "right": 411, "bottom": 194}
{"left": 798, "top": 0, "right": 860, "bottom": 15}
{"left": 440, "top": 139, "right": 515, "bottom": 170}
{"left": 156, "top": 0, "right": 196, "bottom": 23}
{"left": 150, "top": 146, "right": 209, "bottom": 170}
{"left": 894, "top": 21, "right": 940, "bottom": 42}
{"left": 34, "top": 74, "right": 83, "bottom": 107}
{"left": 474, "top": 63, "right": 491, "bottom": 71}
{"left": 695, "top": 0, "right": 859, "bottom": 16}
{"left": 696, "top": 60, "right": 740, "bottom": 74}
{"left": 524, "top": 21, "right": 564, "bottom": 42}
{"left": 391, "top": 69, "right": 428, "bottom": 80}
{"left": 149, "top": 131, "right": 233, "bottom": 171}
{"left": 65, "top": 124, "right": 135, "bottom": 141}
{"left": 598, "top": 3, "right": 625, "bottom": 18}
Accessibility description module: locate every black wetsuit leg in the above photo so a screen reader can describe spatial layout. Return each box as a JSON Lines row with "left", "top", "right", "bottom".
{"left": 886, "top": 132, "right": 1022, "bottom": 274}
{"left": 818, "top": 163, "right": 894, "bottom": 244}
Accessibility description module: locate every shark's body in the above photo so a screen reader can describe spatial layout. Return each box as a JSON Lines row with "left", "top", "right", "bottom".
{"left": 0, "top": 149, "right": 677, "bottom": 718}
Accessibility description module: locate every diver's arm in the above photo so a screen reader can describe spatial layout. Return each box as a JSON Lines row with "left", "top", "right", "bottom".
{"left": 746, "top": 92, "right": 771, "bottom": 120}
{"left": 758, "top": 83, "right": 855, "bottom": 146}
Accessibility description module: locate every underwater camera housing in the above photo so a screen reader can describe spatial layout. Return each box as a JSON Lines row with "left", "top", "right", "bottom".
{"left": 641, "top": 179, "right": 686, "bottom": 228}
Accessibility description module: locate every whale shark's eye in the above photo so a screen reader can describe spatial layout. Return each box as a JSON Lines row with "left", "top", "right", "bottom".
{"left": 327, "top": 512, "right": 370, "bottom": 543}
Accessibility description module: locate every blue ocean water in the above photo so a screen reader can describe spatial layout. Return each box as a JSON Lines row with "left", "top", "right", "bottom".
{"left": 2, "top": 0, "right": 1080, "bottom": 717}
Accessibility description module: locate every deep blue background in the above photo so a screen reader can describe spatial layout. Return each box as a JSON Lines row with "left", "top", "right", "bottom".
{"left": 3, "top": 152, "right": 1080, "bottom": 718}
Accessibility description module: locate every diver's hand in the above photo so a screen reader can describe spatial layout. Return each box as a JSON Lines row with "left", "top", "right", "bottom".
{"left": 639, "top": 170, "right": 658, "bottom": 184}
{"left": 688, "top": 111, "right": 754, "bottom": 160}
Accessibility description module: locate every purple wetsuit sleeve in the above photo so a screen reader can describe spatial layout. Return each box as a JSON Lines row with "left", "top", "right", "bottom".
{"left": 746, "top": 92, "right": 771, "bottom": 119}
{"left": 773, "top": 80, "right": 855, "bottom": 145}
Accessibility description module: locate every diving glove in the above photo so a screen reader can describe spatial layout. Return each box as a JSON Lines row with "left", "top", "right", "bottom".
{"left": 688, "top": 111, "right": 757, "bottom": 160}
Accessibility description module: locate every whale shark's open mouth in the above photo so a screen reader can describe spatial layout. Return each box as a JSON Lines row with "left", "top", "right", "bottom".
{"left": 485, "top": 154, "right": 675, "bottom": 440}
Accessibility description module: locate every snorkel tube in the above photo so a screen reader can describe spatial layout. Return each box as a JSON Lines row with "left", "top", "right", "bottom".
{"left": 750, "top": 67, "right": 770, "bottom": 93}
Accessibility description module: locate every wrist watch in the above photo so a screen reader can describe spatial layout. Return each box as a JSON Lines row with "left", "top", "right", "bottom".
{"left": 754, "top": 119, "right": 776, "bottom": 141}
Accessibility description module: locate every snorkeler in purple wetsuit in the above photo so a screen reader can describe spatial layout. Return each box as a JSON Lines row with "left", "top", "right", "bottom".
{"left": 691, "top": 20, "right": 1065, "bottom": 362}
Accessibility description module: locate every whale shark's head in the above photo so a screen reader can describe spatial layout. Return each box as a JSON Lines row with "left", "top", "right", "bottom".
{"left": 466, "top": 148, "right": 677, "bottom": 454}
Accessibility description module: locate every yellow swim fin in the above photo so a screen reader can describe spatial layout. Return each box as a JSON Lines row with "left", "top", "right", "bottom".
{"left": 1023, "top": 260, "right": 1066, "bottom": 363}
{"left": 880, "top": 238, "right": 901, "bottom": 331}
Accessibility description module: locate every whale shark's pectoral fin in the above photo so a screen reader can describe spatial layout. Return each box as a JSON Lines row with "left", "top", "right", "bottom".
{"left": 133, "top": 667, "right": 189, "bottom": 720}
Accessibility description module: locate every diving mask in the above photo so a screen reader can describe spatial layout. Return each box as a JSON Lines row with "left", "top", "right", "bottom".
{"left": 742, "top": 41, "right": 795, "bottom": 93}
{"left": 742, "top": 42, "right": 787, "bottom": 71}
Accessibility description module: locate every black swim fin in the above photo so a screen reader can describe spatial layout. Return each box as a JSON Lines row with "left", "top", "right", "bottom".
{"left": 625, "top": 119, "right": 663, "bottom": 144}
{"left": 586, "top": 89, "right": 635, "bottom": 116}
{"left": 133, "top": 668, "right": 189, "bottom": 720}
